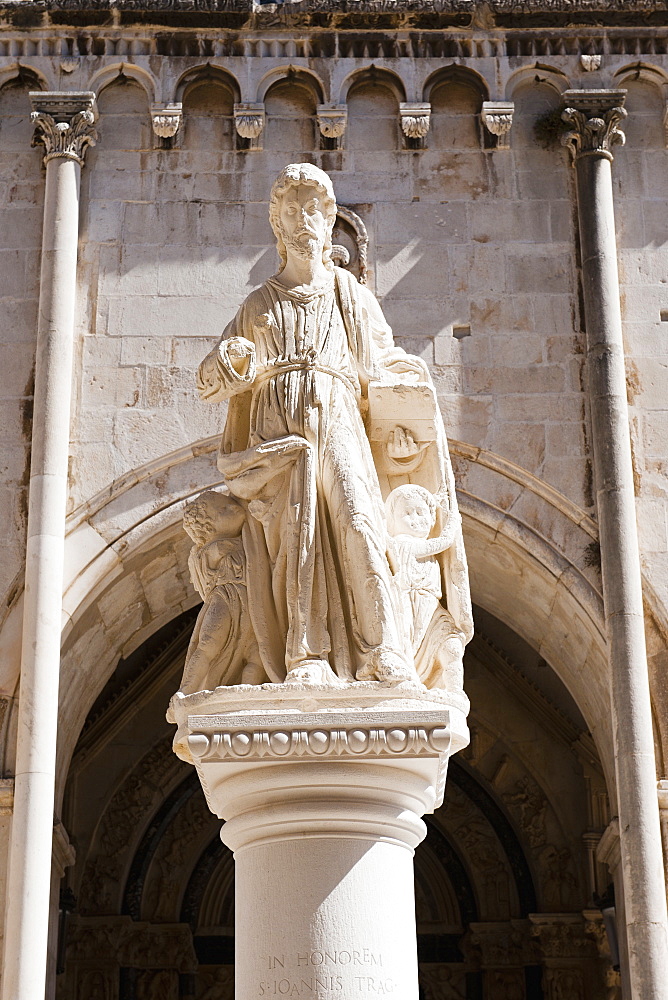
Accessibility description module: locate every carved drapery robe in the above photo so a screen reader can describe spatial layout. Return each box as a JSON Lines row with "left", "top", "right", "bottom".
{"left": 198, "top": 267, "right": 472, "bottom": 683}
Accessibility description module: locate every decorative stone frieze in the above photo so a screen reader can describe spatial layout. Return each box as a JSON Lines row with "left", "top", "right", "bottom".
{"left": 399, "top": 102, "right": 431, "bottom": 141}
{"left": 466, "top": 921, "right": 532, "bottom": 967}
{"left": 234, "top": 102, "right": 265, "bottom": 147}
{"left": 150, "top": 101, "right": 182, "bottom": 140}
{"left": 561, "top": 89, "right": 627, "bottom": 162}
{"left": 66, "top": 915, "right": 198, "bottom": 971}
{"left": 529, "top": 914, "right": 594, "bottom": 960}
{"left": 29, "top": 91, "right": 97, "bottom": 166}
{"left": 317, "top": 104, "right": 347, "bottom": 143}
{"left": 481, "top": 101, "right": 514, "bottom": 150}
{"left": 189, "top": 712, "right": 452, "bottom": 761}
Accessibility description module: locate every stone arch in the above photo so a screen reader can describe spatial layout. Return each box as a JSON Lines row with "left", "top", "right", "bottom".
{"left": 178, "top": 67, "right": 239, "bottom": 152}
{"left": 510, "top": 74, "right": 571, "bottom": 186}
{"left": 91, "top": 72, "right": 152, "bottom": 153}
{"left": 423, "top": 66, "right": 488, "bottom": 151}
{"left": 59, "top": 593, "right": 605, "bottom": 997}
{"left": 423, "top": 64, "right": 489, "bottom": 105}
{"left": 175, "top": 65, "right": 241, "bottom": 106}
{"left": 32, "top": 436, "right": 621, "bottom": 800}
{"left": 613, "top": 63, "right": 667, "bottom": 149}
{"left": 6, "top": 434, "right": 668, "bottom": 807}
{"left": 344, "top": 69, "right": 404, "bottom": 152}
{"left": 263, "top": 70, "right": 321, "bottom": 153}
{"left": 256, "top": 66, "right": 324, "bottom": 105}
{"left": 0, "top": 62, "right": 50, "bottom": 93}
{"left": 88, "top": 62, "right": 157, "bottom": 106}
{"left": 339, "top": 66, "right": 406, "bottom": 106}
{"left": 505, "top": 64, "right": 571, "bottom": 102}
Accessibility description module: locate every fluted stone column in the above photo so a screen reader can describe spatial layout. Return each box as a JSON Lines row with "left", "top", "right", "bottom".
{"left": 0, "top": 92, "right": 96, "bottom": 1000}
{"left": 561, "top": 89, "right": 668, "bottom": 997}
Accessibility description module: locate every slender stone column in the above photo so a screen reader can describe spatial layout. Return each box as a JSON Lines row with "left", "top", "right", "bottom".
{"left": 0, "top": 92, "right": 96, "bottom": 1000}
{"left": 171, "top": 683, "right": 469, "bottom": 1000}
{"left": 561, "top": 89, "right": 668, "bottom": 997}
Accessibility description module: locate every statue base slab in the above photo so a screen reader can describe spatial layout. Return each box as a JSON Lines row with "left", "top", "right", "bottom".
{"left": 170, "top": 683, "right": 469, "bottom": 1000}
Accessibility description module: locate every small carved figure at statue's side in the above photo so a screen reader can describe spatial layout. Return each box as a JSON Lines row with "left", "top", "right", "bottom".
{"left": 385, "top": 484, "right": 466, "bottom": 692}
{"left": 178, "top": 490, "right": 264, "bottom": 695}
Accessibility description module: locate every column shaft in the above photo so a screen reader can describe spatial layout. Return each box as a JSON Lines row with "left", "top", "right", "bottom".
{"left": 567, "top": 95, "right": 668, "bottom": 996}
{"left": 1, "top": 92, "right": 96, "bottom": 1000}
{"left": 174, "top": 690, "right": 467, "bottom": 1000}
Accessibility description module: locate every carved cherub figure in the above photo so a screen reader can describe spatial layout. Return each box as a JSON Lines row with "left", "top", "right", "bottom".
{"left": 385, "top": 484, "right": 465, "bottom": 691}
{"left": 178, "top": 490, "right": 263, "bottom": 694}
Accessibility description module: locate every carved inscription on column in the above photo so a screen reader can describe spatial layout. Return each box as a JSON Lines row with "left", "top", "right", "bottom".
{"left": 258, "top": 949, "right": 398, "bottom": 997}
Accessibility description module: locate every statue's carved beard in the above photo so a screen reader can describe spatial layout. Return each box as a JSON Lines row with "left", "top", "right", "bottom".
{"left": 283, "top": 227, "right": 324, "bottom": 261}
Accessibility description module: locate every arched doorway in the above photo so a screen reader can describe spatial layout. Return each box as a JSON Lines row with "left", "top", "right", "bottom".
{"left": 57, "top": 606, "right": 614, "bottom": 1000}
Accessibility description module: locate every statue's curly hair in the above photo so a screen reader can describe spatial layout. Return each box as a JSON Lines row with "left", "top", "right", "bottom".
{"left": 183, "top": 490, "right": 243, "bottom": 539}
{"left": 268, "top": 162, "right": 337, "bottom": 273}
{"left": 385, "top": 484, "right": 439, "bottom": 535}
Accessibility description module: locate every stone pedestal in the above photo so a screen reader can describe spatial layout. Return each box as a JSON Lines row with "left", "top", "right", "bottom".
{"left": 170, "top": 682, "right": 469, "bottom": 1000}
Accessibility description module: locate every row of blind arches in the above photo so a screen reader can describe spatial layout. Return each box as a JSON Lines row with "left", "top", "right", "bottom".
{"left": 99, "top": 68, "right": 499, "bottom": 153}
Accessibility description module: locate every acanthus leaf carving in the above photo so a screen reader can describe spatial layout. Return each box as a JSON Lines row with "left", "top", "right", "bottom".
{"left": 561, "top": 90, "right": 627, "bottom": 162}
{"left": 29, "top": 92, "right": 98, "bottom": 166}
{"left": 151, "top": 102, "right": 182, "bottom": 140}
{"left": 400, "top": 103, "right": 431, "bottom": 140}
{"left": 481, "top": 101, "right": 514, "bottom": 150}
{"left": 31, "top": 109, "right": 98, "bottom": 165}
{"left": 529, "top": 915, "right": 594, "bottom": 960}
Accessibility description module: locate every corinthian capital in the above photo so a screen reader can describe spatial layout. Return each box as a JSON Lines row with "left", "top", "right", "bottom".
{"left": 29, "top": 91, "right": 98, "bottom": 166}
{"left": 561, "top": 89, "right": 627, "bottom": 162}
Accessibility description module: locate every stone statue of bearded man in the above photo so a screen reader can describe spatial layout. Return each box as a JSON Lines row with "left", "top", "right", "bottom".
{"left": 196, "top": 163, "right": 472, "bottom": 688}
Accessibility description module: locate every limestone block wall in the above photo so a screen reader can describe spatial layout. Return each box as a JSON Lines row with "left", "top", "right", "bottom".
{"left": 1, "top": 24, "right": 668, "bottom": 684}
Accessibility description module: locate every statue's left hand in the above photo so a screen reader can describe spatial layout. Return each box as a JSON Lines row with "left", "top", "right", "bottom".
{"left": 223, "top": 336, "right": 255, "bottom": 377}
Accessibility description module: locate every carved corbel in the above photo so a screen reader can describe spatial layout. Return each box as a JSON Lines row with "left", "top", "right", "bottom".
{"left": 29, "top": 91, "right": 98, "bottom": 166}
{"left": 580, "top": 54, "right": 602, "bottom": 72}
{"left": 561, "top": 89, "right": 627, "bottom": 162}
{"left": 481, "top": 101, "right": 515, "bottom": 150}
{"left": 151, "top": 101, "right": 182, "bottom": 144}
{"left": 317, "top": 104, "right": 347, "bottom": 147}
{"left": 234, "top": 102, "right": 265, "bottom": 150}
{"left": 399, "top": 102, "right": 431, "bottom": 146}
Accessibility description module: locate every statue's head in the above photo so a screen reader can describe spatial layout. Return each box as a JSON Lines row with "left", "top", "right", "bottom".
{"left": 269, "top": 163, "right": 337, "bottom": 273}
{"left": 385, "top": 484, "right": 439, "bottom": 540}
{"left": 183, "top": 490, "right": 245, "bottom": 545}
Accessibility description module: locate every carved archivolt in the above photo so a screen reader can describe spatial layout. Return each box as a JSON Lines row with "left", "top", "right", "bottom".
{"left": 332, "top": 204, "right": 369, "bottom": 284}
